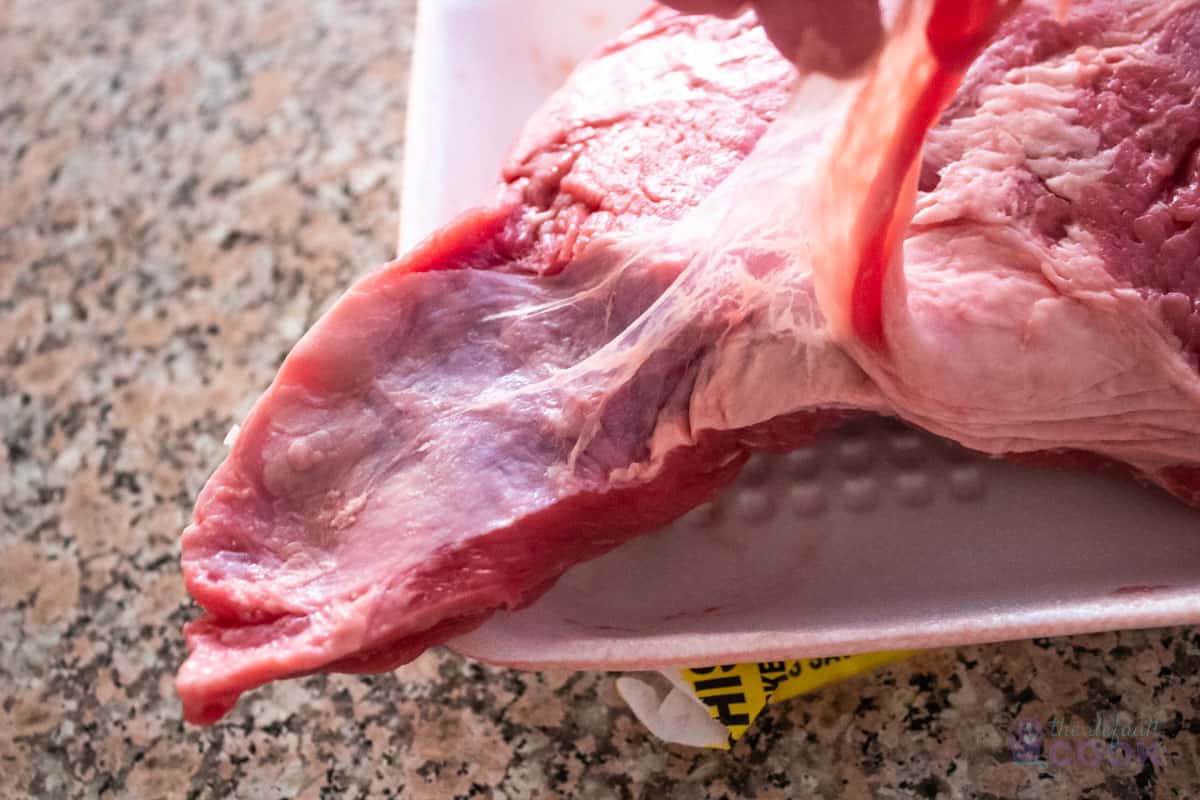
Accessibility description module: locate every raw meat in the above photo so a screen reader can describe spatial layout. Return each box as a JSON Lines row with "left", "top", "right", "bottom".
{"left": 843, "top": 0, "right": 1200, "bottom": 494}
{"left": 177, "top": 8, "right": 811, "bottom": 724}
{"left": 177, "top": 0, "right": 1200, "bottom": 724}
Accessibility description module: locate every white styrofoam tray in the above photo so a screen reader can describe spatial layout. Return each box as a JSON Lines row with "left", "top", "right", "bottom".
{"left": 400, "top": 0, "right": 1200, "bottom": 669}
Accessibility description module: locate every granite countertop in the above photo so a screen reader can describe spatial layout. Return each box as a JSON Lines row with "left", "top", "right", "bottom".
{"left": 2, "top": 1, "right": 1199, "bottom": 797}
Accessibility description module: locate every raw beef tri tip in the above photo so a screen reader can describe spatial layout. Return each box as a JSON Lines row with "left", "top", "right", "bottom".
{"left": 176, "top": 7, "right": 811, "bottom": 725}
{"left": 178, "top": 0, "right": 1200, "bottom": 724}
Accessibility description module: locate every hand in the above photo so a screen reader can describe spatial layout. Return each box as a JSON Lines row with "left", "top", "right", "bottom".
{"left": 659, "top": 0, "right": 884, "bottom": 76}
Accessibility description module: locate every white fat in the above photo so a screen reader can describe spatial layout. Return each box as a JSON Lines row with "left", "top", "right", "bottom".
{"left": 612, "top": 0, "right": 1200, "bottom": 485}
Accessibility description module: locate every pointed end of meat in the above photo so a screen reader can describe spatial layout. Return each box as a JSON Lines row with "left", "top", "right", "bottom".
{"left": 175, "top": 610, "right": 338, "bottom": 725}
{"left": 175, "top": 204, "right": 534, "bottom": 725}
{"left": 176, "top": 563, "right": 383, "bottom": 725}
{"left": 176, "top": 427, "right": 360, "bottom": 725}
{"left": 176, "top": 449, "right": 396, "bottom": 724}
{"left": 176, "top": 616, "right": 261, "bottom": 725}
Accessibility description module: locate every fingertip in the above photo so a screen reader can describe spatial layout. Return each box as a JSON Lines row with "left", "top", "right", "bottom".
{"left": 658, "top": 0, "right": 747, "bottom": 19}
{"left": 754, "top": 0, "right": 883, "bottom": 75}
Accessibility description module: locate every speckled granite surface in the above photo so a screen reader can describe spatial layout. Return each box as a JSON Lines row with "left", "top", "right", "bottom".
{"left": 2, "top": 1, "right": 1199, "bottom": 797}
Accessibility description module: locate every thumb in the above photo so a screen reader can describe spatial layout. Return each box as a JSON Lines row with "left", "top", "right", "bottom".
{"left": 753, "top": 0, "right": 884, "bottom": 75}
{"left": 657, "top": 0, "right": 746, "bottom": 17}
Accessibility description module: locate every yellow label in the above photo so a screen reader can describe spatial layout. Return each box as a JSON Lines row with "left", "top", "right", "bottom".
{"left": 681, "top": 651, "right": 915, "bottom": 748}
